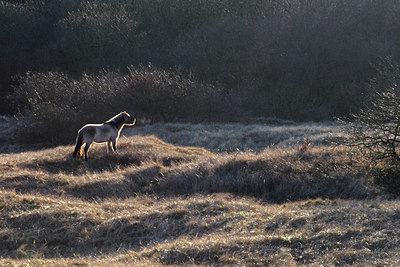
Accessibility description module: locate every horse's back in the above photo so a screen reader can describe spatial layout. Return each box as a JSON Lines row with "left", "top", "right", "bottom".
{"left": 79, "top": 123, "right": 104, "bottom": 130}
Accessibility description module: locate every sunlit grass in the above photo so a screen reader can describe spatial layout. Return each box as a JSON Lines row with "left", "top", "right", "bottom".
{"left": 1, "top": 123, "right": 400, "bottom": 265}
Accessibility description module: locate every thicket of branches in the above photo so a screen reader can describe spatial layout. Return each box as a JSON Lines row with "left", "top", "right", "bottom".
{"left": 3, "top": 0, "right": 400, "bottom": 121}
{"left": 348, "top": 58, "right": 400, "bottom": 164}
{"left": 12, "top": 67, "right": 233, "bottom": 144}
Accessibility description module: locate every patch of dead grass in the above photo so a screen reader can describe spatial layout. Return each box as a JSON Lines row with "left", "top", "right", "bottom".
{"left": 1, "top": 131, "right": 400, "bottom": 265}
{"left": 2, "top": 191, "right": 400, "bottom": 265}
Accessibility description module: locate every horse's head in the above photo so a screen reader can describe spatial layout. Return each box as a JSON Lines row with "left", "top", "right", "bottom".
{"left": 122, "top": 111, "right": 136, "bottom": 126}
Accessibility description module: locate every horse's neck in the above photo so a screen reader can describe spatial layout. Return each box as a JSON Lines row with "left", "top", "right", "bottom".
{"left": 106, "top": 114, "right": 125, "bottom": 130}
{"left": 108, "top": 121, "right": 124, "bottom": 131}
{"left": 116, "top": 124, "right": 125, "bottom": 133}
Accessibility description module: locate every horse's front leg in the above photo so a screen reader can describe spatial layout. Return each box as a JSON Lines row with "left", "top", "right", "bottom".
{"left": 112, "top": 137, "right": 118, "bottom": 153}
{"left": 107, "top": 141, "right": 113, "bottom": 153}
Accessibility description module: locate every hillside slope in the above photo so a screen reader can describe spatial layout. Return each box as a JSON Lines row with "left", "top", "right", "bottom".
{"left": 1, "top": 126, "right": 399, "bottom": 265}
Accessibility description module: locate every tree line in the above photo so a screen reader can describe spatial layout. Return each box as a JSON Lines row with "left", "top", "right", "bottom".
{"left": 3, "top": 0, "right": 400, "bottom": 121}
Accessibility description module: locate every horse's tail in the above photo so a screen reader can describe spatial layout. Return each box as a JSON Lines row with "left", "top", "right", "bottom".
{"left": 73, "top": 130, "right": 84, "bottom": 158}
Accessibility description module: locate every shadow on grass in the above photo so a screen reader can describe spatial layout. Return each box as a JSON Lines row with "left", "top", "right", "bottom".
{"left": 148, "top": 216, "right": 398, "bottom": 266}
{"left": 0, "top": 175, "right": 68, "bottom": 196}
{"left": 152, "top": 158, "right": 377, "bottom": 203}
{"left": 2, "top": 209, "right": 383, "bottom": 264}
{"left": 57, "top": 157, "right": 377, "bottom": 203}
{"left": 21, "top": 153, "right": 142, "bottom": 175}
{"left": 13, "top": 145, "right": 378, "bottom": 203}
{"left": 3, "top": 165, "right": 160, "bottom": 201}
{"left": 67, "top": 165, "right": 163, "bottom": 200}
{"left": 3, "top": 203, "right": 395, "bottom": 265}
{"left": 1, "top": 205, "right": 216, "bottom": 259}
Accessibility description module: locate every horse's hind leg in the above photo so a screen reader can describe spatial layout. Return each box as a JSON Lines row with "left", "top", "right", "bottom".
{"left": 73, "top": 131, "right": 84, "bottom": 158}
{"left": 84, "top": 142, "right": 92, "bottom": 161}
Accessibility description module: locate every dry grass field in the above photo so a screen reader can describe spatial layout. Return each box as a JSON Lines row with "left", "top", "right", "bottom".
{"left": 1, "top": 122, "right": 400, "bottom": 266}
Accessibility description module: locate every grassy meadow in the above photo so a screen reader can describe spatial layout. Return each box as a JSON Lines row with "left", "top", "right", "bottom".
{"left": 1, "top": 121, "right": 400, "bottom": 266}
{"left": 3, "top": 0, "right": 400, "bottom": 265}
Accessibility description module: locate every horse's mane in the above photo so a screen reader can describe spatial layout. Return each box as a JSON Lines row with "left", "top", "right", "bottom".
{"left": 105, "top": 112, "right": 128, "bottom": 128}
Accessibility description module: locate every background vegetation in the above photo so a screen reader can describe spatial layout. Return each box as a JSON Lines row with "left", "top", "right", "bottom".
{"left": 3, "top": 0, "right": 400, "bottom": 127}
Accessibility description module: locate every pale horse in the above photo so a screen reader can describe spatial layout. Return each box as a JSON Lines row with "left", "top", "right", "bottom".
{"left": 73, "top": 111, "right": 136, "bottom": 160}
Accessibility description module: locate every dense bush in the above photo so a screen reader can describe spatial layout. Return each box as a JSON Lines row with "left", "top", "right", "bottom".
{"left": 12, "top": 71, "right": 126, "bottom": 144}
{"left": 125, "top": 66, "right": 233, "bottom": 122}
{"left": 0, "top": 0, "right": 82, "bottom": 113}
{"left": 11, "top": 67, "right": 229, "bottom": 144}
{"left": 55, "top": 1, "right": 139, "bottom": 73}
{"left": 3, "top": 0, "right": 400, "bottom": 120}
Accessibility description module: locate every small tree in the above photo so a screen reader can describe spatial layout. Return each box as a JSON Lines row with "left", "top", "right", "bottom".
{"left": 348, "top": 58, "right": 400, "bottom": 163}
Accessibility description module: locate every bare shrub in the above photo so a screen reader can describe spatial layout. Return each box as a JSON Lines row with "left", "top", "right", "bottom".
{"left": 344, "top": 57, "right": 400, "bottom": 194}
{"left": 348, "top": 58, "right": 400, "bottom": 163}
{"left": 11, "top": 67, "right": 233, "bottom": 144}
{"left": 11, "top": 71, "right": 126, "bottom": 144}
{"left": 124, "top": 66, "right": 232, "bottom": 122}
